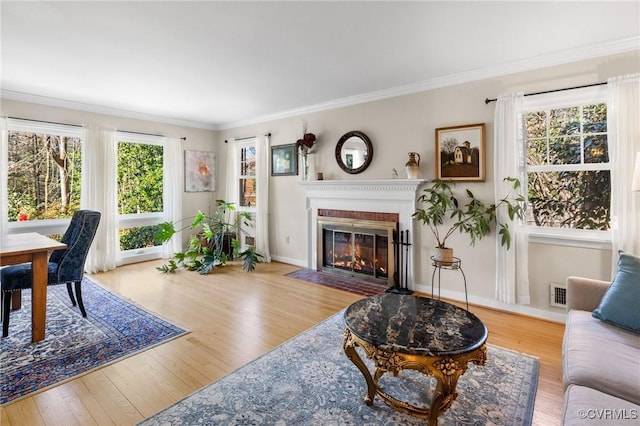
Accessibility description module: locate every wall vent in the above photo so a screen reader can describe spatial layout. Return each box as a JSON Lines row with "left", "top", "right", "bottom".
{"left": 550, "top": 283, "right": 567, "bottom": 308}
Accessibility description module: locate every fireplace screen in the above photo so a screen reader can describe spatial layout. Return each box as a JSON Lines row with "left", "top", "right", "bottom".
{"left": 322, "top": 227, "right": 389, "bottom": 280}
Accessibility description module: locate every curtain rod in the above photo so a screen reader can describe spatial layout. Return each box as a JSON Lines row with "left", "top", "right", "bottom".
{"left": 7, "top": 117, "right": 186, "bottom": 140}
{"left": 225, "top": 133, "right": 271, "bottom": 143}
{"left": 8, "top": 116, "right": 83, "bottom": 128}
{"left": 484, "top": 82, "right": 607, "bottom": 104}
{"left": 120, "top": 129, "right": 186, "bottom": 141}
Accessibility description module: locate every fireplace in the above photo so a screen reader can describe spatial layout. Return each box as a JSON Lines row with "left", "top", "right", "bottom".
{"left": 301, "top": 179, "right": 426, "bottom": 290}
{"left": 318, "top": 217, "right": 397, "bottom": 284}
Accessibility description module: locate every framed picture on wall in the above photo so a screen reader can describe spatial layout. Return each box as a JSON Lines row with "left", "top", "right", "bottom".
{"left": 435, "top": 123, "right": 486, "bottom": 182}
{"left": 271, "top": 143, "right": 298, "bottom": 176}
{"left": 185, "top": 150, "right": 216, "bottom": 192}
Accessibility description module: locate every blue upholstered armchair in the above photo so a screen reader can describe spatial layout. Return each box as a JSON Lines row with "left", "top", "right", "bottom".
{"left": 1, "top": 210, "right": 101, "bottom": 337}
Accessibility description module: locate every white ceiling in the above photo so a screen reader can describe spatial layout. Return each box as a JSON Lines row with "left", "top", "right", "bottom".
{"left": 2, "top": 1, "right": 639, "bottom": 130}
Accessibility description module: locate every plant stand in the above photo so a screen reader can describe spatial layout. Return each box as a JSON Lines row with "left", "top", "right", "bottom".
{"left": 430, "top": 256, "right": 468, "bottom": 310}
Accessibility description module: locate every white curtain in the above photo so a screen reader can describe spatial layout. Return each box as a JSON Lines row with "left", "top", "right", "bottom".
{"left": 494, "top": 93, "right": 530, "bottom": 305}
{"left": 163, "top": 137, "right": 184, "bottom": 257}
{"left": 255, "top": 134, "right": 271, "bottom": 262}
{"left": 608, "top": 73, "right": 640, "bottom": 270}
{"left": 0, "top": 116, "right": 8, "bottom": 237}
{"left": 225, "top": 138, "right": 238, "bottom": 205}
{"left": 82, "top": 126, "right": 118, "bottom": 273}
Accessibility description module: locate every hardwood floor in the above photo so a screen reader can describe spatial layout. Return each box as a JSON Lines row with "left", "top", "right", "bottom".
{"left": 0, "top": 260, "right": 565, "bottom": 425}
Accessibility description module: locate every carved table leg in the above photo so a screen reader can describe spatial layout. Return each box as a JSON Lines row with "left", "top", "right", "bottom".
{"left": 343, "top": 328, "right": 376, "bottom": 405}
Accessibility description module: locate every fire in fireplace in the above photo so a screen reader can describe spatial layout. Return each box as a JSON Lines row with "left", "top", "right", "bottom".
{"left": 318, "top": 217, "right": 397, "bottom": 284}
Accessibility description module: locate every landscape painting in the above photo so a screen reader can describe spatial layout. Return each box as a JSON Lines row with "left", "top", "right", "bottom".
{"left": 435, "top": 123, "right": 485, "bottom": 182}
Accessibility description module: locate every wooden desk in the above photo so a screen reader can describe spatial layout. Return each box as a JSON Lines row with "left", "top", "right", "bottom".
{"left": 1, "top": 233, "right": 66, "bottom": 342}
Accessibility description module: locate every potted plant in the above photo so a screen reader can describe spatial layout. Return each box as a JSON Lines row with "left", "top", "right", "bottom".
{"left": 154, "top": 200, "right": 263, "bottom": 274}
{"left": 412, "top": 178, "right": 526, "bottom": 264}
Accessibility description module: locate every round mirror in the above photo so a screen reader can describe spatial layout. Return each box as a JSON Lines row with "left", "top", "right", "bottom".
{"left": 335, "top": 131, "right": 373, "bottom": 174}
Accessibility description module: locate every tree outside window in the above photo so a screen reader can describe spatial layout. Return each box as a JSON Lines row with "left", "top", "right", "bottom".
{"left": 7, "top": 130, "right": 82, "bottom": 222}
{"left": 525, "top": 102, "right": 610, "bottom": 230}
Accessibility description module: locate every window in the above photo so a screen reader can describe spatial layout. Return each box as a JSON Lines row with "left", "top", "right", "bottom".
{"left": 6, "top": 119, "right": 82, "bottom": 235}
{"left": 238, "top": 141, "right": 256, "bottom": 208}
{"left": 523, "top": 86, "right": 611, "bottom": 245}
{"left": 236, "top": 139, "right": 257, "bottom": 250}
{"left": 116, "top": 133, "right": 164, "bottom": 260}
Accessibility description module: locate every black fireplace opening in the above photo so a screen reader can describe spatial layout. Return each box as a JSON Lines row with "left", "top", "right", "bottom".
{"left": 322, "top": 226, "right": 389, "bottom": 281}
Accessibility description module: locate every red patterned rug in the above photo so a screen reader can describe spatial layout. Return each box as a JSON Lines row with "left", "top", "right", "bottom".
{"left": 286, "top": 269, "right": 389, "bottom": 296}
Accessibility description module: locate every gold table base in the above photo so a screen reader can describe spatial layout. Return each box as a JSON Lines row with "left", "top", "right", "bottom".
{"left": 343, "top": 328, "right": 487, "bottom": 426}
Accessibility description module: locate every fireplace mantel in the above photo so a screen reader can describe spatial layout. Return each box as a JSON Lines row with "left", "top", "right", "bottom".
{"left": 301, "top": 179, "right": 427, "bottom": 289}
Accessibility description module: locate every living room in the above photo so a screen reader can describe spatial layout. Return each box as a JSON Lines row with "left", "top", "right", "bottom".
{"left": 1, "top": 2, "right": 639, "bottom": 425}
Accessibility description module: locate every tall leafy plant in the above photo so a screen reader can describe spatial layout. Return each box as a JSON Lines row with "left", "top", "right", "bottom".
{"left": 412, "top": 178, "right": 525, "bottom": 250}
{"left": 154, "top": 200, "right": 263, "bottom": 274}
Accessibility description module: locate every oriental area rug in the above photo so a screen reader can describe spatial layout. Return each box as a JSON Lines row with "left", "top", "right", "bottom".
{"left": 141, "top": 311, "right": 539, "bottom": 426}
{"left": 0, "top": 277, "right": 187, "bottom": 405}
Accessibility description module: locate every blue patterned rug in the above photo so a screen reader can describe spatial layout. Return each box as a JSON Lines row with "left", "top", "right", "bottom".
{"left": 0, "top": 277, "right": 187, "bottom": 405}
{"left": 141, "top": 311, "right": 538, "bottom": 425}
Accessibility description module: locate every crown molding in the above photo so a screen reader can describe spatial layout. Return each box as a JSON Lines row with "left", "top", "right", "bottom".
{"left": 2, "top": 37, "right": 638, "bottom": 132}
{"left": 218, "top": 36, "right": 640, "bottom": 130}
{"left": 0, "top": 90, "right": 218, "bottom": 131}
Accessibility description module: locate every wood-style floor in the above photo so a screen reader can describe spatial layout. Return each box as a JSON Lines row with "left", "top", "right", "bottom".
{"left": 0, "top": 260, "right": 565, "bottom": 425}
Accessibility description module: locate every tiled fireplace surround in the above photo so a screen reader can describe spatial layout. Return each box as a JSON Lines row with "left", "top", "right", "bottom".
{"left": 300, "top": 179, "right": 426, "bottom": 289}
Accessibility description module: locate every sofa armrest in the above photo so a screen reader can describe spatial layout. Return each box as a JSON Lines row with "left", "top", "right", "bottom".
{"left": 566, "top": 276, "right": 610, "bottom": 312}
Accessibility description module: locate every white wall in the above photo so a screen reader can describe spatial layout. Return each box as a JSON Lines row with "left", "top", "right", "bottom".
{"left": 218, "top": 50, "right": 640, "bottom": 320}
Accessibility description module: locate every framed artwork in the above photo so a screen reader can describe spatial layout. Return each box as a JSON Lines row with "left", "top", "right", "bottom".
{"left": 185, "top": 150, "right": 216, "bottom": 192}
{"left": 271, "top": 143, "right": 298, "bottom": 176}
{"left": 435, "top": 123, "right": 486, "bottom": 182}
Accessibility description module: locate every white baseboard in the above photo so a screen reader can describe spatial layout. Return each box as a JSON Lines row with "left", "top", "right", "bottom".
{"left": 413, "top": 283, "right": 567, "bottom": 324}
{"left": 271, "top": 255, "right": 307, "bottom": 268}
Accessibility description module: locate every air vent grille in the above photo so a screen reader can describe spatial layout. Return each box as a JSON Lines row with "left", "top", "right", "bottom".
{"left": 550, "top": 283, "right": 567, "bottom": 308}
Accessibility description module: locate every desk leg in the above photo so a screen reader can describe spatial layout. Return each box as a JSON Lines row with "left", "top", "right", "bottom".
{"left": 31, "top": 251, "right": 48, "bottom": 342}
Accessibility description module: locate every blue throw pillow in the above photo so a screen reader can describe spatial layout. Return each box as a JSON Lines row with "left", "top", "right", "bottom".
{"left": 592, "top": 252, "right": 640, "bottom": 333}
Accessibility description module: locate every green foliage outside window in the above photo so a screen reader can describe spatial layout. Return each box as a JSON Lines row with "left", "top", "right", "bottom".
{"left": 525, "top": 102, "right": 610, "bottom": 230}
{"left": 7, "top": 131, "right": 82, "bottom": 221}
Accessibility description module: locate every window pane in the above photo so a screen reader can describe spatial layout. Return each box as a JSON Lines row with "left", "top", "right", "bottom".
{"left": 117, "top": 142, "right": 163, "bottom": 214}
{"left": 527, "top": 170, "right": 610, "bottom": 230}
{"left": 240, "top": 146, "right": 256, "bottom": 176}
{"left": 527, "top": 138, "right": 548, "bottom": 165}
{"left": 120, "top": 225, "right": 161, "bottom": 251}
{"left": 239, "top": 178, "right": 256, "bottom": 207}
{"left": 584, "top": 135, "right": 609, "bottom": 163}
{"left": 525, "top": 111, "right": 547, "bottom": 139}
{"left": 549, "top": 107, "right": 580, "bottom": 136}
{"left": 549, "top": 136, "right": 581, "bottom": 164}
{"left": 583, "top": 103, "right": 607, "bottom": 133}
{"left": 7, "top": 131, "right": 82, "bottom": 221}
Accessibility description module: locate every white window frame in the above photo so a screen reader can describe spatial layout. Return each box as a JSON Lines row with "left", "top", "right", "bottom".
{"left": 236, "top": 139, "right": 257, "bottom": 250}
{"left": 6, "top": 118, "right": 83, "bottom": 236}
{"left": 116, "top": 132, "right": 165, "bottom": 264}
{"left": 523, "top": 85, "right": 611, "bottom": 249}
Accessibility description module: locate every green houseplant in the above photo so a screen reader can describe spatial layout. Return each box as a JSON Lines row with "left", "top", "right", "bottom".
{"left": 412, "top": 178, "right": 525, "bottom": 263}
{"left": 154, "top": 200, "right": 263, "bottom": 274}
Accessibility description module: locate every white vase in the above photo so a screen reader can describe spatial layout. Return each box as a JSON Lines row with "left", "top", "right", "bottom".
{"left": 300, "top": 154, "right": 309, "bottom": 180}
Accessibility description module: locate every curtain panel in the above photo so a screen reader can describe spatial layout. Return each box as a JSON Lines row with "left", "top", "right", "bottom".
{"left": 256, "top": 134, "right": 271, "bottom": 262}
{"left": 0, "top": 116, "right": 8, "bottom": 237}
{"left": 163, "top": 137, "right": 183, "bottom": 257}
{"left": 494, "top": 93, "right": 530, "bottom": 305}
{"left": 608, "top": 73, "right": 640, "bottom": 271}
{"left": 82, "top": 126, "right": 118, "bottom": 273}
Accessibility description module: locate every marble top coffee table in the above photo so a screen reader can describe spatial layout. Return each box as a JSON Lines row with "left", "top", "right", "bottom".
{"left": 343, "top": 293, "right": 488, "bottom": 425}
